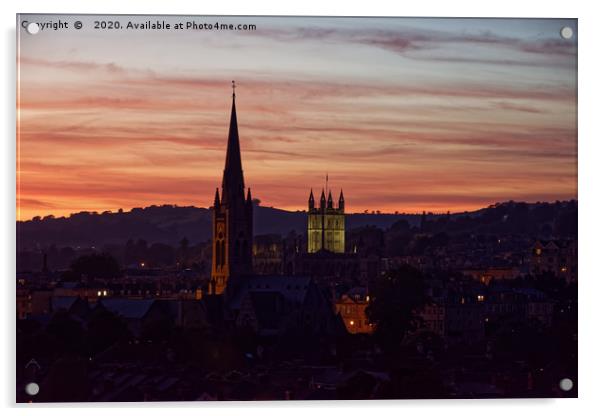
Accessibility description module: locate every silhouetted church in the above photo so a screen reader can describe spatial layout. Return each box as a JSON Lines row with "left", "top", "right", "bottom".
{"left": 210, "top": 82, "right": 254, "bottom": 295}
{"left": 204, "top": 84, "right": 339, "bottom": 340}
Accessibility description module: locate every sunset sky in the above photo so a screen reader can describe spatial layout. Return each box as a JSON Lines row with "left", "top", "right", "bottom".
{"left": 17, "top": 15, "right": 577, "bottom": 220}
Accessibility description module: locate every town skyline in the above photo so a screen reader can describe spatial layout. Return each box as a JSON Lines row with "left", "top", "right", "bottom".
{"left": 16, "top": 15, "right": 579, "bottom": 402}
{"left": 17, "top": 16, "right": 577, "bottom": 220}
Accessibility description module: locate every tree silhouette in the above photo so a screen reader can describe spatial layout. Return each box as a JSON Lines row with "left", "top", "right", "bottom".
{"left": 365, "top": 264, "right": 427, "bottom": 353}
{"left": 70, "top": 252, "right": 121, "bottom": 281}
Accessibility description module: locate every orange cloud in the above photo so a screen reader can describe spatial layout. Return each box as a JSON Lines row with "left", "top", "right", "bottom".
{"left": 17, "top": 40, "right": 577, "bottom": 221}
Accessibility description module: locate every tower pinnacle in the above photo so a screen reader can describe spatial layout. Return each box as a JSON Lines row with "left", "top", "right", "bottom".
{"left": 214, "top": 188, "right": 220, "bottom": 208}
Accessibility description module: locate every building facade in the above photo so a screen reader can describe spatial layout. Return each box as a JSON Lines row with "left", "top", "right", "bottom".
{"left": 529, "top": 239, "right": 577, "bottom": 283}
{"left": 334, "top": 287, "right": 373, "bottom": 334}
{"left": 307, "top": 189, "right": 345, "bottom": 253}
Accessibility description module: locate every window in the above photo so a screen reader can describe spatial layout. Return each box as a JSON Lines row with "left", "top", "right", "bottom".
{"left": 216, "top": 240, "right": 222, "bottom": 267}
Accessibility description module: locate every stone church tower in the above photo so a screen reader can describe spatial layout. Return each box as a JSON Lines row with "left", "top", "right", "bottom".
{"left": 307, "top": 188, "right": 345, "bottom": 253}
{"left": 210, "top": 83, "right": 253, "bottom": 295}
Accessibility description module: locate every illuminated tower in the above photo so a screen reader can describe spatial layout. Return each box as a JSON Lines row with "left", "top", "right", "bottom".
{"left": 307, "top": 188, "right": 345, "bottom": 253}
{"left": 210, "top": 82, "right": 253, "bottom": 295}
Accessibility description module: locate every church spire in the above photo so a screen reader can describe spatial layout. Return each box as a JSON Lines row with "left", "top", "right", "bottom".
{"left": 308, "top": 189, "right": 315, "bottom": 210}
{"left": 222, "top": 80, "right": 245, "bottom": 204}
{"left": 338, "top": 189, "right": 345, "bottom": 212}
{"left": 327, "top": 190, "right": 333, "bottom": 209}
{"left": 211, "top": 82, "right": 254, "bottom": 295}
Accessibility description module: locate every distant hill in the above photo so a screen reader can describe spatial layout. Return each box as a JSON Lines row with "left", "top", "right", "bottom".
{"left": 16, "top": 200, "right": 576, "bottom": 250}
{"left": 16, "top": 203, "right": 425, "bottom": 249}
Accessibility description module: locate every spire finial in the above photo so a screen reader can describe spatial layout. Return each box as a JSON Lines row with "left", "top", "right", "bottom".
{"left": 232, "top": 80, "right": 236, "bottom": 98}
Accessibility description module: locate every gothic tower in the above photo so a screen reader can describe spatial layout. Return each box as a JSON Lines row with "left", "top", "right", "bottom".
{"left": 210, "top": 82, "right": 253, "bottom": 295}
{"left": 307, "top": 188, "right": 345, "bottom": 253}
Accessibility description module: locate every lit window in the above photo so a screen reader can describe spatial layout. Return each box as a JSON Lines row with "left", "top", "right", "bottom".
{"left": 103, "top": 290, "right": 107, "bottom": 296}
{"left": 97, "top": 291, "right": 101, "bottom": 297}
{"left": 477, "top": 295, "right": 485, "bottom": 302}
{"left": 349, "top": 320, "right": 355, "bottom": 326}
{"left": 535, "top": 248, "right": 542, "bottom": 256}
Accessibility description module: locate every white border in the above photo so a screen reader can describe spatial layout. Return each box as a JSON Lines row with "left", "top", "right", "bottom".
{"left": 3, "top": 1, "right": 601, "bottom": 415}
